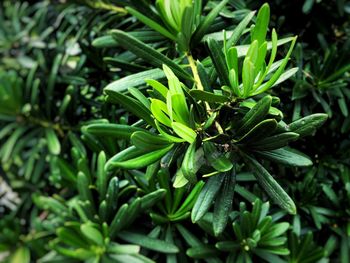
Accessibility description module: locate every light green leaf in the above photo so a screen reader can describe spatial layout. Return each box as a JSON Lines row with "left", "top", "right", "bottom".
{"left": 45, "top": 128, "right": 60, "bottom": 155}
{"left": 117, "top": 231, "right": 179, "bottom": 253}
{"left": 171, "top": 122, "right": 197, "bottom": 143}
{"left": 81, "top": 223, "right": 104, "bottom": 246}
{"left": 251, "top": 3, "right": 270, "bottom": 45}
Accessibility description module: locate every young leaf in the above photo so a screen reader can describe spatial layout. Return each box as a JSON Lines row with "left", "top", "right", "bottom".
{"left": 242, "top": 57, "right": 256, "bottom": 97}
{"left": 80, "top": 224, "right": 104, "bottom": 246}
{"left": 251, "top": 3, "right": 270, "bottom": 45}
{"left": 171, "top": 122, "right": 197, "bottom": 143}
{"left": 151, "top": 99, "right": 172, "bottom": 127}
{"left": 45, "top": 128, "right": 61, "bottom": 156}
{"left": 117, "top": 231, "right": 179, "bottom": 253}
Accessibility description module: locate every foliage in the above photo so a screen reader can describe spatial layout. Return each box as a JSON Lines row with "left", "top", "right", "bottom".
{"left": 0, "top": 0, "right": 349, "bottom": 262}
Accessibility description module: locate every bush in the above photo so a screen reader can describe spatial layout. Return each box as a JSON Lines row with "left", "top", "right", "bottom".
{"left": 0, "top": 0, "right": 349, "bottom": 262}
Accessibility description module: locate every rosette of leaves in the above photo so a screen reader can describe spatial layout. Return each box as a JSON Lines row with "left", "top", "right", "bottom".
{"left": 90, "top": 3, "right": 328, "bottom": 237}
{"left": 125, "top": 0, "right": 236, "bottom": 52}
{"left": 215, "top": 199, "right": 290, "bottom": 262}
{"left": 291, "top": 38, "right": 350, "bottom": 124}
{"left": 34, "top": 147, "right": 178, "bottom": 262}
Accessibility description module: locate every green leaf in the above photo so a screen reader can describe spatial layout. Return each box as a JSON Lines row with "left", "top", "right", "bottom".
{"left": 174, "top": 181, "right": 205, "bottom": 215}
{"left": 126, "top": 6, "right": 176, "bottom": 41}
{"left": 186, "top": 246, "right": 218, "bottom": 258}
{"left": 203, "top": 142, "right": 233, "bottom": 172}
{"left": 140, "top": 189, "right": 166, "bottom": 210}
{"left": 10, "top": 247, "right": 30, "bottom": 263}
{"left": 131, "top": 131, "right": 172, "bottom": 151}
{"left": 250, "top": 132, "right": 300, "bottom": 150}
{"left": 189, "top": 90, "right": 229, "bottom": 103}
{"left": 173, "top": 169, "right": 189, "bottom": 188}
{"left": 45, "top": 128, "right": 60, "bottom": 155}
{"left": 110, "top": 204, "right": 129, "bottom": 238}
{"left": 171, "top": 122, "right": 197, "bottom": 143}
{"left": 77, "top": 172, "right": 94, "bottom": 207}
{"left": 82, "top": 123, "right": 145, "bottom": 140}
{"left": 239, "top": 100, "right": 283, "bottom": 118}
{"left": 271, "top": 67, "right": 299, "bottom": 87}
{"left": 242, "top": 57, "right": 256, "bottom": 97}
{"left": 92, "top": 35, "right": 118, "bottom": 48}
{"left": 192, "top": 0, "right": 229, "bottom": 46}
{"left": 105, "top": 90, "right": 155, "bottom": 127}
{"left": 105, "top": 69, "right": 164, "bottom": 93}
{"left": 207, "top": 38, "right": 230, "bottom": 86}
{"left": 226, "top": 11, "right": 256, "bottom": 47}
{"left": 181, "top": 142, "right": 197, "bottom": 183}
{"left": 128, "top": 87, "right": 151, "bottom": 109}
{"left": 287, "top": 113, "right": 328, "bottom": 138}
{"left": 155, "top": 120, "right": 185, "bottom": 143}
{"left": 235, "top": 95, "right": 272, "bottom": 137}
{"left": 226, "top": 47, "right": 238, "bottom": 72}
{"left": 117, "top": 231, "right": 179, "bottom": 253}
{"left": 236, "top": 119, "right": 278, "bottom": 144}
{"left": 246, "top": 40, "right": 259, "bottom": 64}
{"left": 213, "top": 171, "right": 236, "bottom": 236}
{"left": 106, "top": 177, "right": 119, "bottom": 216}
{"left": 243, "top": 153, "right": 296, "bottom": 214}
{"left": 255, "top": 147, "right": 313, "bottom": 167}
{"left": 236, "top": 37, "right": 294, "bottom": 58}
{"left": 107, "top": 243, "right": 140, "bottom": 255}
{"left": 57, "top": 227, "right": 88, "bottom": 248}
{"left": 251, "top": 3, "right": 270, "bottom": 45}
{"left": 151, "top": 99, "right": 172, "bottom": 127}
{"left": 106, "top": 144, "right": 174, "bottom": 170}
{"left": 80, "top": 223, "right": 104, "bottom": 246}
{"left": 111, "top": 30, "right": 192, "bottom": 80}
{"left": 96, "top": 151, "right": 107, "bottom": 197}
{"left": 146, "top": 79, "right": 168, "bottom": 98}
{"left": 192, "top": 174, "right": 225, "bottom": 222}
{"left": 253, "top": 36, "right": 297, "bottom": 95}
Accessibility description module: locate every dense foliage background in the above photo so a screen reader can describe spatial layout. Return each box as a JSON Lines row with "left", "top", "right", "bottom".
{"left": 0, "top": 0, "right": 349, "bottom": 262}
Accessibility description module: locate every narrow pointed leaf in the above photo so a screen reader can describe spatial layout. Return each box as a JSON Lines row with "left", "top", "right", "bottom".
{"left": 243, "top": 153, "right": 296, "bottom": 214}
{"left": 111, "top": 30, "right": 192, "bottom": 80}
